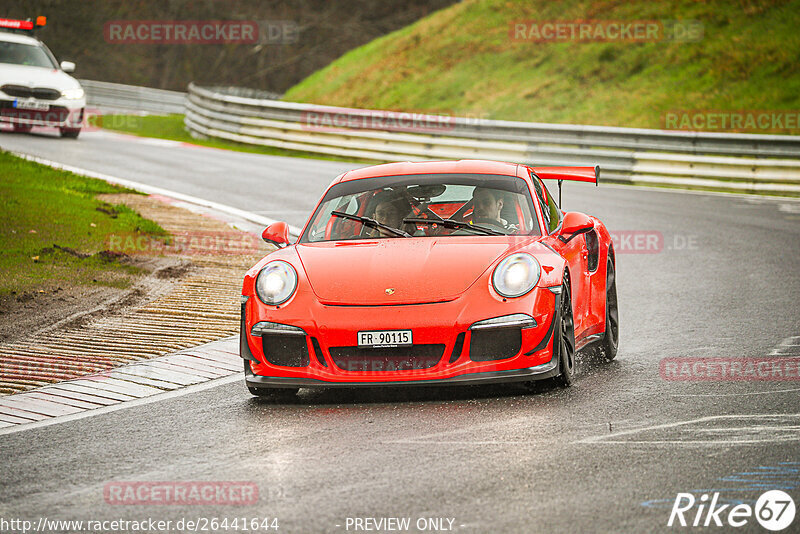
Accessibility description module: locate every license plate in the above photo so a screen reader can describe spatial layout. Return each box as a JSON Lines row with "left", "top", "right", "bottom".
{"left": 14, "top": 100, "right": 49, "bottom": 111}
{"left": 358, "top": 329, "right": 412, "bottom": 347}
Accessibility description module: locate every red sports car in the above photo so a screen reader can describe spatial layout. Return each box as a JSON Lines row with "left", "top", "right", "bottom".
{"left": 240, "top": 160, "right": 618, "bottom": 396}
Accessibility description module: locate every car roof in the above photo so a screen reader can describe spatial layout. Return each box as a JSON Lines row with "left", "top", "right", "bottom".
{"left": 0, "top": 32, "right": 42, "bottom": 46}
{"left": 336, "top": 160, "right": 522, "bottom": 183}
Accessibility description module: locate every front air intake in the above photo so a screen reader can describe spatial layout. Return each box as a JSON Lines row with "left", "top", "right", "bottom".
{"left": 468, "top": 328, "right": 522, "bottom": 362}
{"left": 261, "top": 334, "right": 309, "bottom": 367}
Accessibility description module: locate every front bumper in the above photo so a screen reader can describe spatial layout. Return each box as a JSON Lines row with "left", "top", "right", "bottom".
{"left": 241, "top": 286, "right": 561, "bottom": 388}
{"left": 0, "top": 98, "right": 86, "bottom": 128}
{"left": 244, "top": 359, "right": 559, "bottom": 388}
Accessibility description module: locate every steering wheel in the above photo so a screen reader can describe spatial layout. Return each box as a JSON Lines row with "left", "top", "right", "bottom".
{"left": 473, "top": 217, "right": 509, "bottom": 232}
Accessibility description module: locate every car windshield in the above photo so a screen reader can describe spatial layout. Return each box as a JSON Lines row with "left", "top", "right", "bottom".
{"left": 302, "top": 173, "right": 540, "bottom": 242}
{"left": 0, "top": 41, "right": 57, "bottom": 68}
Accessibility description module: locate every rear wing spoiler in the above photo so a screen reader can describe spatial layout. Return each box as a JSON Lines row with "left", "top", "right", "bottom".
{"left": 530, "top": 166, "right": 599, "bottom": 185}
{"left": 530, "top": 166, "right": 599, "bottom": 207}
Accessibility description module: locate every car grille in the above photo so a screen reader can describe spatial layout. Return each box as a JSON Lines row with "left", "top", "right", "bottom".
{"left": 0, "top": 102, "right": 70, "bottom": 123}
{"left": 1, "top": 85, "right": 61, "bottom": 100}
{"left": 261, "top": 334, "right": 309, "bottom": 367}
{"left": 469, "top": 327, "right": 522, "bottom": 361}
{"left": 329, "top": 344, "right": 445, "bottom": 372}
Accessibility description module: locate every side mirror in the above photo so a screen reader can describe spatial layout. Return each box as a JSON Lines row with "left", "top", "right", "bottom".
{"left": 559, "top": 212, "right": 594, "bottom": 243}
{"left": 262, "top": 222, "right": 290, "bottom": 248}
{"left": 60, "top": 61, "right": 76, "bottom": 73}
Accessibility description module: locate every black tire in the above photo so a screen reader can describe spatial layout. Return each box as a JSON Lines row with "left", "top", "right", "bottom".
{"left": 553, "top": 273, "right": 576, "bottom": 387}
{"left": 597, "top": 259, "right": 619, "bottom": 361}
{"left": 60, "top": 127, "right": 80, "bottom": 139}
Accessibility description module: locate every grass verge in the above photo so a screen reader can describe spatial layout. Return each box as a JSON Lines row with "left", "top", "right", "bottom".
{"left": 0, "top": 151, "right": 167, "bottom": 297}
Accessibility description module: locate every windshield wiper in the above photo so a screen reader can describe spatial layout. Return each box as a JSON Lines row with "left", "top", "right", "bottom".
{"left": 403, "top": 216, "right": 504, "bottom": 236}
{"left": 331, "top": 210, "right": 411, "bottom": 238}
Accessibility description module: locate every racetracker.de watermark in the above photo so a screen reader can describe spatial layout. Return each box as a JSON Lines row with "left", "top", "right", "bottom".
{"left": 104, "top": 20, "right": 298, "bottom": 44}
{"left": 509, "top": 19, "right": 703, "bottom": 42}
{"left": 660, "top": 357, "right": 800, "bottom": 381}
{"left": 0, "top": 361, "right": 111, "bottom": 381}
{"left": 105, "top": 231, "right": 262, "bottom": 256}
{"left": 85, "top": 111, "right": 144, "bottom": 132}
{"left": 0, "top": 517, "right": 279, "bottom": 533}
{"left": 663, "top": 110, "right": 800, "bottom": 133}
{"left": 300, "top": 108, "right": 469, "bottom": 134}
{"left": 608, "top": 231, "right": 697, "bottom": 254}
{"left": 1, "top": 108, "right": 141, "bottom": 133}
{"left": 104, "top": 481, "right": 258, "bottom": 505}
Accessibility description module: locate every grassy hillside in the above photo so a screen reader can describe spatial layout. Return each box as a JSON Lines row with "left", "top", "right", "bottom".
{"left": 284, "top": 0, "right": 800, "bottom": 133}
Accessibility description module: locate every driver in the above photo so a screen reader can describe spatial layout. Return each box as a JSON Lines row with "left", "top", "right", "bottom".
{"left": 471, "top": 187, "right": 509, "bottom": 228}
{"left": 369, "top": 191, "right": 412, "bottom": 237}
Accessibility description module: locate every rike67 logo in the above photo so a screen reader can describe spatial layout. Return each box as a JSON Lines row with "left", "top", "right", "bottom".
{"left": 668, "top": 490, "right": 796, "bottom": 530}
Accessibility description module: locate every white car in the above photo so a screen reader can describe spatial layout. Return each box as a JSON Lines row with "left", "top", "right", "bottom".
{"left": 0, "top": 18, "right": 86, "bottom": 138}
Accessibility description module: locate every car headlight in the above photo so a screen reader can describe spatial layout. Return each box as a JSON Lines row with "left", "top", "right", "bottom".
{"left": 62, "top": 88, "right": 84, "bottom": 100}
{"left": 492, "top": 253, "right": 540, "bottom": 298}
{"left": 255, "top": 261, "right": 297, "bottom": 305}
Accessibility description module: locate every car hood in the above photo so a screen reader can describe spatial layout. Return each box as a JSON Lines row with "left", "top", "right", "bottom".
{"left": 296, "top": 238, "right": 517, "bottom": 305}
{"left": 0, "top": 64, "right": 81, "bottom": 92}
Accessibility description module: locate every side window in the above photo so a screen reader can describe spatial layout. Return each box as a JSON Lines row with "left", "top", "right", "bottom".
{"left": 530, "top": 174, "right": 561, "bottom": 234}
{"left": 530, "top": 176, "right": 549, "bottom": 229}
{"left": 542, "top": 183, "right": 562, "bottom": 234}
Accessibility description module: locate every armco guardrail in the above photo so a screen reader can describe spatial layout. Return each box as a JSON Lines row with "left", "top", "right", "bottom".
{"left": 81, "top": 80, "right": 185, "bottom": 115}
{"left": 184, "top": 83, "right": 800, "bottom": 194}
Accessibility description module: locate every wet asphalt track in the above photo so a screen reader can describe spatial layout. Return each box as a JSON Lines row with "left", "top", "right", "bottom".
{"left": 1, "top": 129, "right": 799, "bottom": 533}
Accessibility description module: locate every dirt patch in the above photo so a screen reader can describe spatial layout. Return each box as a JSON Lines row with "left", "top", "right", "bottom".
{"left": 0, "top": 255, "right": 186, "bottom": 345}
{"left": 154, "top": 262, "right": 193, "bottom": 279}
{"left": 0, "top": 286, "right": 120, "bottom": 344}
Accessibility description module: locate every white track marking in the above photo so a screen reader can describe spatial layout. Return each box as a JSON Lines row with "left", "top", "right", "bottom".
{"left": 575, "top": 414, "right": 800, "bottom": 445}
{"left": 0, "top": 375, "right": 241, "bottom": 437}
{"left": 672, "top": 387, "right": 800, "bottom": 397}
{"left": 596, "top": 182, "right": 800, "bottom": 202}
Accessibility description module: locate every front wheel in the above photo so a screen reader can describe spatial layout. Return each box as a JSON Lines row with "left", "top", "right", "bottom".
{"left": 553, "top": 274, "right": 576, "bottom": 387}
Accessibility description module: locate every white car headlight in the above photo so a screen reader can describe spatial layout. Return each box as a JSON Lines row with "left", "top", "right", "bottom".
{"left": 62, "top": 88, "right": 84, "bottom": 100}
{"left": 255, "top": 261, "right": 297, "bottom": 305}
{"left": 492, "top": 253, "right": 540, "bottom": 298}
